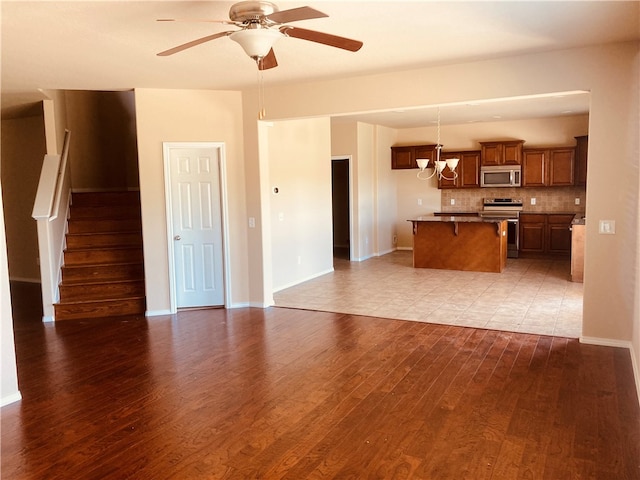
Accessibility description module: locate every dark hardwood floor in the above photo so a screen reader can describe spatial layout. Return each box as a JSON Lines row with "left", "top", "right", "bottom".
{"left": 3, "top": 282, "right": 640, "bottom": 479}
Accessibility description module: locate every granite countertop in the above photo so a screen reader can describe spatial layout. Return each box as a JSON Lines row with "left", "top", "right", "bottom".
{"left": 571, "top": 214, "right": 586, "bottom": 225}
{"left": 408, "top": 215, "right": 505, "bottom": 223}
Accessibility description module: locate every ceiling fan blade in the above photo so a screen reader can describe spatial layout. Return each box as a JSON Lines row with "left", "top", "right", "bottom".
{"left": 258, "top": 49, "right": 278, "bottom": 70}
{"left": 280, "top": 26, "right": 363, "bottom": 52}
{"left": 266, "top": 6, "right": 328, "bottom": 24}
{"left": 157, "top": 31, "right": 232, "bottom": 56}
{"left": 157, "top": 18, "right": 239, "bottom": 25}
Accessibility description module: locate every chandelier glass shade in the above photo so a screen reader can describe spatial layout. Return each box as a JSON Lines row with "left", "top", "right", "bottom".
{"left": 417, "top": 107, "right": 459, "bottom": 181}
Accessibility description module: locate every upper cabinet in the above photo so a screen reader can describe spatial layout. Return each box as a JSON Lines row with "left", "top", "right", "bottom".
{"left": 391, "top": 145, "right": 437, "bottom": 169}
{"left": 438, "top": 151, "right": 481, "bottom": 189}
{"left": 479, "top": 140, "right": 525, "bottom": 166}
{"left": 574, "top": 135, "right": 588, "bottom": 186}
{"left": 523, "top": 147, "right": 575, "bottom": 187}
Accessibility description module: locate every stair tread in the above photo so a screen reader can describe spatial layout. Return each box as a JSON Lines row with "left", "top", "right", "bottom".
{"left": 56, "top": 295, "right": 145, "bottom": 306}
{"left": 60, "top": 278, "right": 144, "bottom": 287}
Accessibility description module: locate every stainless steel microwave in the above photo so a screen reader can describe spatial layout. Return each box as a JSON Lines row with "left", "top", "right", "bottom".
{"left": 480, "top": 165, "right": 522, "bottom": 187}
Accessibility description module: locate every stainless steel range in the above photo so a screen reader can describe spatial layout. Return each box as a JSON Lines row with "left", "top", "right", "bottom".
{"left": 479, "top": 198, "right": 523, "bottom": 258}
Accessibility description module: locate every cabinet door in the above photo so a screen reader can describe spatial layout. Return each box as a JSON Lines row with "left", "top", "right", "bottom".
{"left": 522, "top": 149, "right": 547, "bottom": 187}
{"left": 503, "top": 141, "right": 524, "bottom": 165}
{"left": 480, "top": 143, "right": 501, "bottom": 166}
{"left": 548, "top": 148, "right": 575, "bottom": 186}
{"left": 414, "top": 145, "right": 436, "bottom": 165}
{"left": 391, "top": 146, "right": 415, "bottom": 169}
{"left": 547, "top": 214, "right": 573, "bottom": 254}
{"left": 574, "top": 135, "right": 588, "bottom": 186}
{"left": 458, "top": 151, "right": 480, "bottom": 188}
{"left": 519, "top": 214, "right": 546, "bottom": 253}
{"left": 437, "top": 152, "right": 460, "bottom": 189}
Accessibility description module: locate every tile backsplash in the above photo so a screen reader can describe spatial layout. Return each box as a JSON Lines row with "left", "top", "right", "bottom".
{"left": 441, "top": 186, "right": 586, "bottom": 214}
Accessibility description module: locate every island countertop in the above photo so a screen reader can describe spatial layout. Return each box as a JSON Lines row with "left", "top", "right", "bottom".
{"left": 408, "top": 215, "right": 505, "bottom": 224}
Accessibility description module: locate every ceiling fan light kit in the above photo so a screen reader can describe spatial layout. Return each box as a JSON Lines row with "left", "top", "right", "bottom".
{"left": 229, "top": 28, "right": 284, "bottom": 59}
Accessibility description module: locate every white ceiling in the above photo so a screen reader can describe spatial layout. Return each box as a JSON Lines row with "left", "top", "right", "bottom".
{"left": 2, "top": 1, "right": 638, "bottom": 125}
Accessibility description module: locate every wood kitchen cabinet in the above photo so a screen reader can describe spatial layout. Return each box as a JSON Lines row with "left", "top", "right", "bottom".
{"left": 480, "top": 140, "right": 524, "bottom": 166}
{"left": 522, "top": 147, "right": 575, "bottom": 187}
{"left": 438, "top": 151, "right": 481, "bottom": 189}
{"left": 391, "top": 144, "right": 437, "bottom": 169}
{"left": 519, "top": 213, "right": 573, "bottom": 256}
{"left": 574, "top": 135, "right": 588, "bottom": 186}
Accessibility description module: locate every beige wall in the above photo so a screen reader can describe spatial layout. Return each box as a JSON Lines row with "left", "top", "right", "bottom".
{"left": 1, "top": 112, "right": 47, "bottom": 281}
{"left": 134, "top": 88, "right": 248, "bottom": 313}
{"left": 65, "top": 90, "right": 139, "bottom": 191}
{"left": 330, "top": 121, "right": 399, "bottom": 258}
{"left": 268, "top": 117, "right": 333, "bottom": 291}
{"left": 1, "top": 183, "right": 20, "bottom": 405}
{"left": 242, "top": 43, "right": 639, "bottom": 358}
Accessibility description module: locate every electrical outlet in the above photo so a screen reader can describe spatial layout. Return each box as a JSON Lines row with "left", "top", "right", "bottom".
{"left": 248, "top": 217, "right": 255, "bottom": 228}
{"left": 392, "top": 234, "right": 397, "bottom": 245}
{"left": 417, "top": 198, "right": 422, "bottom": 206}
{"left": 450, "top": 199, "right": 456, "bottom": 206}
{"left": 530, "top": 198, "right": 536, "bottom": 205}
{"left": 575, "top": 198, "right": 581, "bottom": 205}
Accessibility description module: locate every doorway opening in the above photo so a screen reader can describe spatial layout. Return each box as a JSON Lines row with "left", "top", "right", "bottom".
{"left": 331, "top": 157, "right": 351, "bottom": 261}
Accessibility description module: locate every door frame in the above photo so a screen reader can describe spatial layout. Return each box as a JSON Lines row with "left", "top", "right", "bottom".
{"left": 331, "top": 155, "right": 355, "bottom": 261}
{"left": 163, "top": 142, "right": 231, "bottom": 313}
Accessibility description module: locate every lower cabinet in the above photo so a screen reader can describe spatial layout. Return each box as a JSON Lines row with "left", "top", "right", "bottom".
{"left": 519, "top": 214, "right": 573, "bottom": 256}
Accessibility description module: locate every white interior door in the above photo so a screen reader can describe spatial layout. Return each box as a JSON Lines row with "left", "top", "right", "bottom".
{"left": 167, "top": 145, "right": 224, "bottom": 308}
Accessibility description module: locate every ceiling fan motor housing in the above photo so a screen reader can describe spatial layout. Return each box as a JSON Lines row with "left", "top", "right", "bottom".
{"left": 229, "top": 1, "right": 279, "bottom": 23}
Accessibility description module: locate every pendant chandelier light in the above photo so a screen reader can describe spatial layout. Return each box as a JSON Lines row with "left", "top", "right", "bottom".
{"left": 416, "top": 107, "right": 459, "bottom": 181}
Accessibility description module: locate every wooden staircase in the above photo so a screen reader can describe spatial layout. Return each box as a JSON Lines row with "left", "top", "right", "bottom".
{"left": 55, "top": 191, "right": 146, "bottom": 321}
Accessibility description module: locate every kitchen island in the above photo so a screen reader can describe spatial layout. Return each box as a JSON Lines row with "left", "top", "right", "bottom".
{"left": 408, "top": 215, "right": 508, "bottom": 273}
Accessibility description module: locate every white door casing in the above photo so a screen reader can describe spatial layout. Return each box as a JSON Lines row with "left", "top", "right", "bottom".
{"left": 163, "top": 142, "right": 228, "bottom": 311}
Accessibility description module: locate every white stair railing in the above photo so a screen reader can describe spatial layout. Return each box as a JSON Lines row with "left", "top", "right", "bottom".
{"left": 32, "top": 130, "right": 71, "bottom": 322}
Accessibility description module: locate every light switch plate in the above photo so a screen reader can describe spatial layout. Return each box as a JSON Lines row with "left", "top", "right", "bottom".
{"left": 599, "top": 220, "right": 616, "bottom": 234}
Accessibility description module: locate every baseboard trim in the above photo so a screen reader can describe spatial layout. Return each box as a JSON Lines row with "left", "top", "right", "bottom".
{"left": 631, "top": 344, "right": 640, "bottom": 408}
{"left": 1, "top": 392, "right": 22, "bottom": 407}
{"left": 580, "top": 336, "right": 632, "bottom": 349}
{"left": 146, "top": 309, "right": 174, "bottom": 317}
{"left": 272, "top": 267, "right": 334, "bottom": 293}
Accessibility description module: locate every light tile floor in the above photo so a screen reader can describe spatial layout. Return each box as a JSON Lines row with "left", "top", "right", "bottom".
{"left": 273, "top": 250, "right": 583, "bottom": 338}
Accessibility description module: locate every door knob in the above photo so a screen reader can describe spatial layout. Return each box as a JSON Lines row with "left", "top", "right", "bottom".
{"left": 174, "top": 235, "right": 181, "bottom": 241}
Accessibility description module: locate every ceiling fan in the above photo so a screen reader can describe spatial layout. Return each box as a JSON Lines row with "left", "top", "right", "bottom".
{"left": 157, "top": 1, "right": 364, "bottom": 70}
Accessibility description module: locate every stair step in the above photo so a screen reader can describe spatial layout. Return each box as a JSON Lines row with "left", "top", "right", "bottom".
{"left": 63, "top": 246, "right": 143, "bottom": 266}
{"left": 69, "top": 204, "right": 142, "bottom": 220}
{"left": 54, "top": 296, "right": 146, "bottom": 321}
{"left": 62, "top": 262, "right": 144, "bottom": 283}
{"left": 71, "top": 191, "right": 140, "bottom": 207}
{"left": 65, "top": 232, "right": 143, "bottom": 249}
{"left": 68, "top": 218, "right": 142, "bottom": 234}
{"left": 59, "top": 280, "right": 145, "bottom": 302}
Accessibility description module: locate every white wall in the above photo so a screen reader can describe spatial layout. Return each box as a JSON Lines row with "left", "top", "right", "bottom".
{"left": 134, "top": 88, "right": 248, "bottom": 313}
{"left": 268, "top": 117, "right": 334, "bottom": 291}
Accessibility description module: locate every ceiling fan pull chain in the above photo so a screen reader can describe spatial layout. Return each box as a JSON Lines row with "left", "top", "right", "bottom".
{"left": 257, "top": 62, "right": 266, "bottom": 119}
